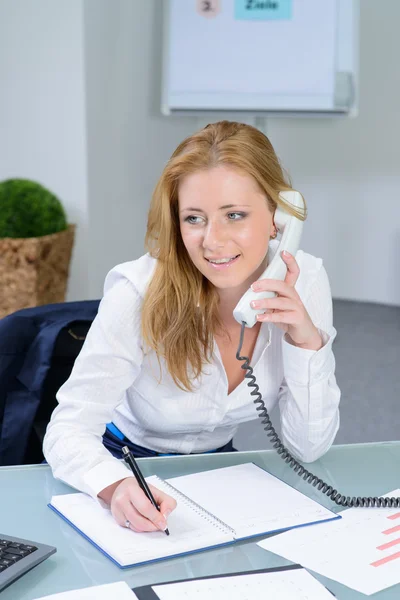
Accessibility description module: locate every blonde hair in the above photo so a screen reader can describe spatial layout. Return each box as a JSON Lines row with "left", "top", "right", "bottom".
{"left": 142, "top": 121, "right": 306, "bottom": 391}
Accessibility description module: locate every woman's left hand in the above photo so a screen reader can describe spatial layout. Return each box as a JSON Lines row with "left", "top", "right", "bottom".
{"left": 250, "top": 250, "right": 323, "bottom": 351}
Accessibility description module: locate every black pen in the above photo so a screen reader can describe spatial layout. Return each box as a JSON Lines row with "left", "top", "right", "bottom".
{"left": 122, "top": 446, "right": 170, "bottom": 536}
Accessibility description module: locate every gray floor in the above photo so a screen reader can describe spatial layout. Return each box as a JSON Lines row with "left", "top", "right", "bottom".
{"left": 234, "top": 299, "right": 400, "bottom": 451}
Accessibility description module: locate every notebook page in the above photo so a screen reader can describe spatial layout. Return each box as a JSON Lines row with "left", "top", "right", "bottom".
{"left": 33, "top": 581, "right": 136, "bottom": 600}
{"left": 166, "top": 463, "right": 338, "bottom": 539}
{"left": 152, "top": 568, "right": 333, "bottom": 600}
{"left": 50, "top": 482, "right": 233, "bottom": 567}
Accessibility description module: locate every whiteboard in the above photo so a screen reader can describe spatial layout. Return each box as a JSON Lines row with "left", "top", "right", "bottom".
{"left": 162, "top": 0, "right": 359, "bottom": 116}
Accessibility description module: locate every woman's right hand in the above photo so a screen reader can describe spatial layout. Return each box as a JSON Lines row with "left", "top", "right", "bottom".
{"left": 99, "top": 477, "right": 177, "bottom": 533}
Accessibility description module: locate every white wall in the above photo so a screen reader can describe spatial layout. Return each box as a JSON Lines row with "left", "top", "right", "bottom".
{"left": 0, "top": 0, "right": 89, "bottom": 301}
{"left": 83, "top": 0, "right": 198, "bottom": 296}
{"left": 1, "top": 0, "right": 399, "bottom": 305}
{"left": 264, "top": 0, "right": 400, "bottom": 305}
{"left": 82, "top": 0, "right": 400, "bottom": 305}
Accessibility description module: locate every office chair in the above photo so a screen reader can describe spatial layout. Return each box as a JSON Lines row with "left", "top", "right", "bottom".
{"left": 0, "top": 301, "right": 99, "bottom": 466}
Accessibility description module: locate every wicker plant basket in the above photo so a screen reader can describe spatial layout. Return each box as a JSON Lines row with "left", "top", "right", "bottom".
{"left": 0, "top": 224, "right": 76, "bottom": 319}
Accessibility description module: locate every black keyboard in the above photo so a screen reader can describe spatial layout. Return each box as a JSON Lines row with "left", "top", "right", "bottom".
{"left": 0, "top": 533, "right": 56, "bottom": 592}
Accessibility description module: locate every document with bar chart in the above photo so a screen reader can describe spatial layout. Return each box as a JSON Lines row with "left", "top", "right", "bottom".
{"left": 258, "top": 489, "right": 400, "bottom": 595}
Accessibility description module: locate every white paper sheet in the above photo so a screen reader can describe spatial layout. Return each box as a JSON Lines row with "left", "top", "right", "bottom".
{"left": 33, "top": 581, "right": 137, "bottom": 600}
{"left": 258, "top": 489, "right": 400, "bottom": 595}
{"left": 152, "top": 568, "right": 333, "bottom": 600}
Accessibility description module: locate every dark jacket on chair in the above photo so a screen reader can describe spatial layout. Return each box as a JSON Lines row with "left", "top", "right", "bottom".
{"left": 0, "top": 301, "right": 99, "bottom": 466}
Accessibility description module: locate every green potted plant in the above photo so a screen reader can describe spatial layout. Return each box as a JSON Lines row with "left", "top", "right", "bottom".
{"left": 0, "top": 178, "right": 76, "bottom": 318}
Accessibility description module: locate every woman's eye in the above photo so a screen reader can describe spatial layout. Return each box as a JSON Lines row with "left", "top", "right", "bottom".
{"left": 228, "top": 212, "right": 246, "bottom": 220}
{"left": 184, "top": 213, "right": 246, "bottom": 224}
{"left": 185, "top": 215, "right": 202, "bottom": 224}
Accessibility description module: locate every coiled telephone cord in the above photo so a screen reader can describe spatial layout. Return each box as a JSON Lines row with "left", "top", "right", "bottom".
{"left": 236, "top": 322, "right": 400, "bottom": 508}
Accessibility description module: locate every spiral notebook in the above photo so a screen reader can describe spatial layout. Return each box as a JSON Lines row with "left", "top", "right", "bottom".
{"left": 48, "top": 463, "right": 339, "bottom": 568}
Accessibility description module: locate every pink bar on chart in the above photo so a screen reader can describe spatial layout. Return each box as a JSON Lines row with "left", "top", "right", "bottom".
{"left": 377, "top": 538, "right": 400, "bottom": 551}
{"left": 371, "top": 551, "right": 400, "bottom": 568}
{"left": 382, "top": 524, "right": 400, "bottom": 535}
{"left": 387, "top": 513, "right": 400, "bottom": 520}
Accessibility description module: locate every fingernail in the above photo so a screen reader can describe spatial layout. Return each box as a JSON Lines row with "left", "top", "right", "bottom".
{"left": 258, "top": 314, "right": 270, "bottom": 321}
{"left": 157, "top": 518, "right": 167, "bottom": 531}
{"left": 163, "top": 509, "right": 171, "bottom": 519}
{"left": 251, "top": 283, "right": 260, "bottom": 291}
{"left": 282, "top": 250, "right": 290, "bottom": 257}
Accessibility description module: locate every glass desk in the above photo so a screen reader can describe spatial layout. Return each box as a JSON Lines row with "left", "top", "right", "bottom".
{"left": 1, "top": 442, "right": 399, "bottom": 599}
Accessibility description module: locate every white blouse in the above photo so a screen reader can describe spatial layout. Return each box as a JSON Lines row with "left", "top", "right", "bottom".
{"left": 43, "top": 246, "right": 340, "bottom": 500}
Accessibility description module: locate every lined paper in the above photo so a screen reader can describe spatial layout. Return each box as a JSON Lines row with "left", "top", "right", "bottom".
{"left": 166, "top": 463, "right": 338, "bottom": 538}
{"left": 50, "top": 488, "right": 231, "bottom": 567}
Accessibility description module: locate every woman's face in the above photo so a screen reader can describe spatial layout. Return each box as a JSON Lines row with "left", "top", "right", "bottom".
{"left": 178, "top": 165, "right": 274, "bottom": 293}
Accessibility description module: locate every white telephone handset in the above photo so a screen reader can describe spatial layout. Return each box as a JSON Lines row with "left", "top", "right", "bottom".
{"left": 233, "top": 190, "right": 304, "bottom": 328}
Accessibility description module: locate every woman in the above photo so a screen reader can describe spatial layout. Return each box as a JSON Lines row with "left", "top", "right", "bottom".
{"left": 44, "top": 121, "right": 340, "bottom": 535}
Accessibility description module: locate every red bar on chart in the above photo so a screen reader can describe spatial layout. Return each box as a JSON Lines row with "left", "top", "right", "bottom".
{"left": 377, "top": 538, "right": 400, "bottom": 551}
{"left": 371, "top": 551, "right": 400, "bottom": 568}
{"left": 387, "top": 513, "right": 400, "bottom": 520}
{"left": 382, "top": 524, "right": 400, "bottom": 536}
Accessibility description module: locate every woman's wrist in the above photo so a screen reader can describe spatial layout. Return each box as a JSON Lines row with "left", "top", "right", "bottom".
{"left": 98, "top": 477, "right": 131, "bottom": 505}
{"left": 291, "top": 329, "right": 323, "bottom": 351}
